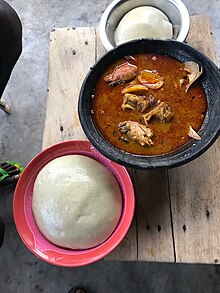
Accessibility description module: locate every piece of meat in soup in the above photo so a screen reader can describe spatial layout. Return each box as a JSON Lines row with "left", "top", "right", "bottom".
{"left": 104, "top": 62, "right": 137, "bottom": 86}
{"left": 122, "top": 93, "right": 155, "bottom": 112}
{"left": 118, "top": 121, "right": 154, "bottom": 146}
{"left": 143, "top": 101, "right": 174, "bottom": 124}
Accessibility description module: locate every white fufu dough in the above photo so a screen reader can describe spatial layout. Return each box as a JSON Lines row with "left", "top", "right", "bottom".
{"left": 114, "top": 6, "right": 173, "bottom": 45}
{"left": 32, "top": 155, "right": 122, "bottom": 249}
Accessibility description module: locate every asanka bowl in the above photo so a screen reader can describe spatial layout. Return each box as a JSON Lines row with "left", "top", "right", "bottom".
{"left": 78, "top": 39, "right": 220, "bottom": 170}
{"left": 13, "top": 140, "right": 135, "bottom": 267}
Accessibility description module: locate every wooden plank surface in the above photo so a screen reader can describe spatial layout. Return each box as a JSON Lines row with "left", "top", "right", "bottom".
{"left": 168, "top": 15, "right": 220, "bottom": 264}
{"left": 135, "top": 170, "right": 174, "bottom": 261}
{"left": 42, "top": 16, "right": 219, "bottom": 263}
{"left": 42, "top": 27, "right": 92, "bottom": 149}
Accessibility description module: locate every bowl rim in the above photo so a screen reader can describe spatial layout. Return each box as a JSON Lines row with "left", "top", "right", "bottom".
{"left": 99, "top": 0, "right": 190, "bottom": 51}
{"left": 78, "top": 39, "right": 220, "bottom": 170}
{"left": 13, "top": 140, "right": 135, "bottom": 267}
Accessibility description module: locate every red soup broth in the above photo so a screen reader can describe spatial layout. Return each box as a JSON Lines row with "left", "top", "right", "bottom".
{"left": 92, "top": 54, "right": 206, "bottom": 155}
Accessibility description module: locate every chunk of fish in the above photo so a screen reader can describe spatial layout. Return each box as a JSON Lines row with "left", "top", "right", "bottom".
{"left": 104, "top": 62, "right": 137, "bottom": 86}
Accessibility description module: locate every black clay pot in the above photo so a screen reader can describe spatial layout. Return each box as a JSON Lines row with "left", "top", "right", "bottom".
{"left": 78, "top": 39, "right": 220, "bottom": 169}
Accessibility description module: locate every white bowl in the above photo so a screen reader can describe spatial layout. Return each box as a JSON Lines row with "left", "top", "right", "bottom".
{"left": 99, "top": 0, "right": 190, "bottom": 51}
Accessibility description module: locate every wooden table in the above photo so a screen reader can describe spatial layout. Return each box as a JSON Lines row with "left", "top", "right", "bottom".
{"left": 42, "top": 16, "right": 220, "bottom": 264}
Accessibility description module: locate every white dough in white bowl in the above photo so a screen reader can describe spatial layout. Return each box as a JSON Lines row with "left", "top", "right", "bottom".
{"left": 115, "top": 6, "right": 173, "bottom": 46}
{"left": 32, "top": 155, "right": 122, "bottom": 249}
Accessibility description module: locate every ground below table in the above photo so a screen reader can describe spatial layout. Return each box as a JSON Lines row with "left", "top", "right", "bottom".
{"left": 43, "top": 15, "right": 220, "bottom": 264}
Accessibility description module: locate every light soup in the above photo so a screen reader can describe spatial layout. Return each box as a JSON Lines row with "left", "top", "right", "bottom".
{"left": 93, "top": 54, "right": 206, "bottom": 155}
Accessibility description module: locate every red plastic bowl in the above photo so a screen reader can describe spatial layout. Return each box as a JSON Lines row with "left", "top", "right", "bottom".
{"left": 13, "top": 140, "right": 135, "bottom": 267}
